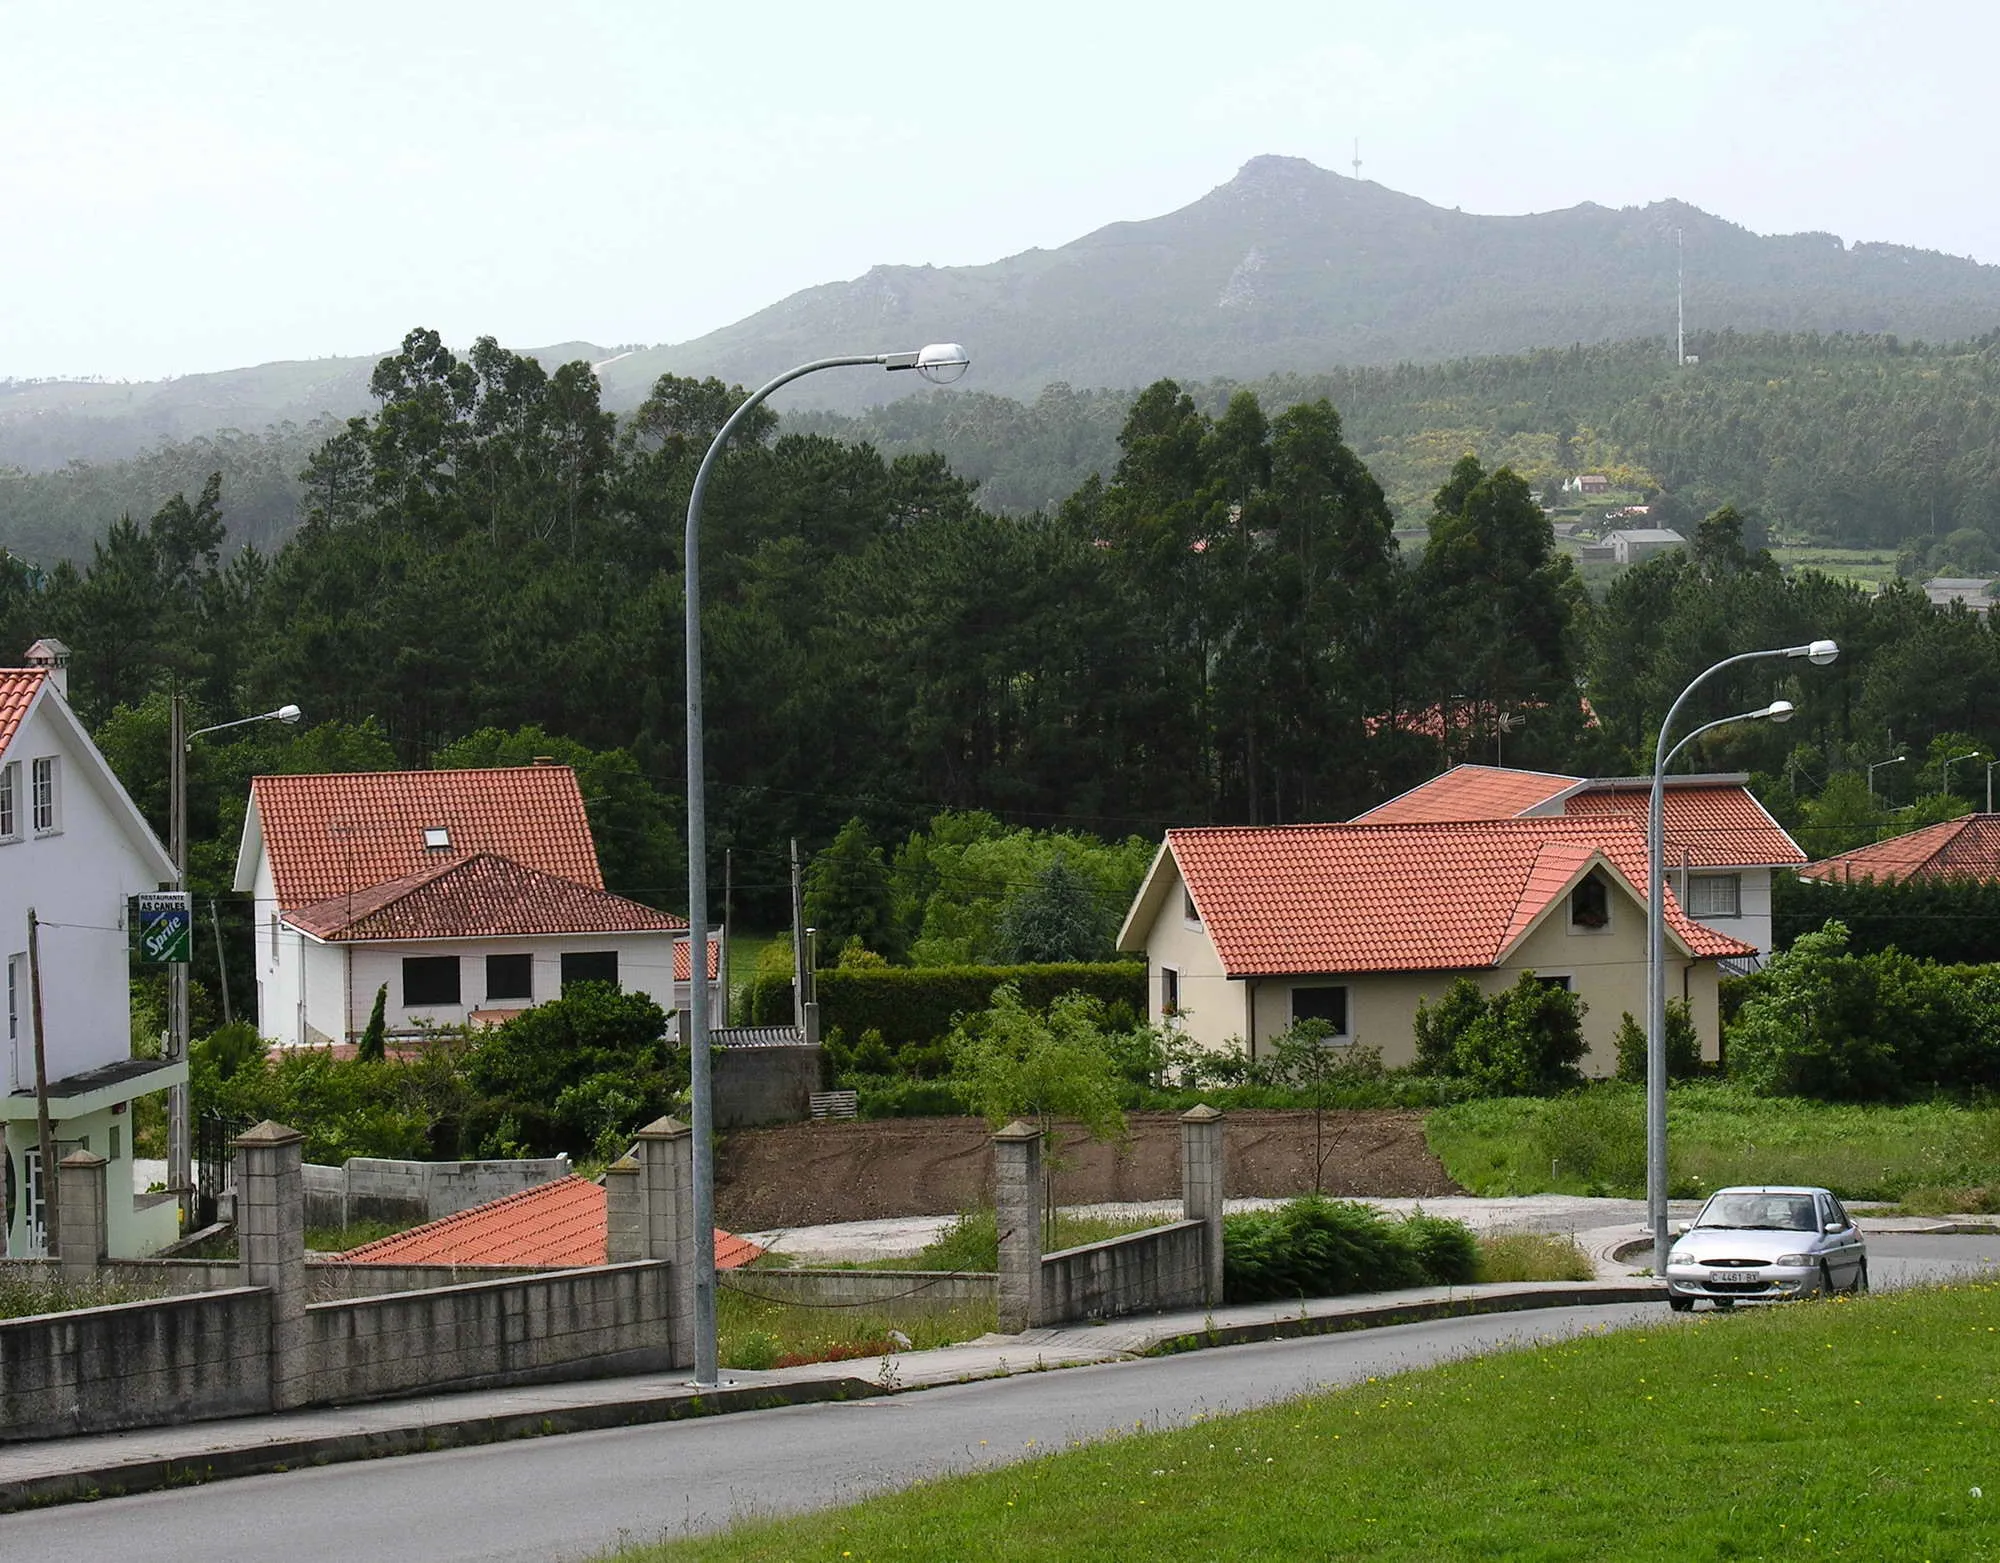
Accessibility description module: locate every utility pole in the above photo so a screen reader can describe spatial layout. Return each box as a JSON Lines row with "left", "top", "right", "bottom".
{"left": 167, "top": 689, "right": 191, "bottom": 1225}
{"left": 1676, "top": 228, "right": 1685, "bottom": 366}
{"left": 1351, "top": 138, "right": 1361, "bottom": 180}
{"left": 27, "top": 908, "right": 56, "bottom": 1254}
{"left": 789, "top": 838, "right": 807, "bottom": 1030}
{"left": 720, "top": 849, "right": 733, "bottom": 1025}
{"left": 211, "top": 898, "right": 232, "bottom": 1027}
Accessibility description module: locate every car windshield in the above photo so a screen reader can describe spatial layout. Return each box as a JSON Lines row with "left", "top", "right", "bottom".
{"left": 1695, "top": 1194, "right": 1818, "bottom": 1232}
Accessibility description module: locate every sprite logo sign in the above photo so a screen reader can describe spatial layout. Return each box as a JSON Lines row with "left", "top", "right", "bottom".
{"left": 130, "top": 892, "right": 194, "bottom": 965}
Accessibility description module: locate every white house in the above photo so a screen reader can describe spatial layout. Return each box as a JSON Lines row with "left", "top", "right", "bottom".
{"left": 1, "top": 644, "right": 184, "bottom": 1258}
{"left": 1606, "top": 528, "right": 1688, "bottom": 566}
{"left": 233, "top": 765, "right": 719, "bottom": 1046}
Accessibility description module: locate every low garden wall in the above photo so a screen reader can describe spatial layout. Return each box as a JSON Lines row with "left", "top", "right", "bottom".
{"left": 303, "top": 1154, "right": 572, "bottom": 1229}
{"left": 1041, "top": 1220, "right": 1207, "bottom": 1323}
{"left": 724, "top": 1268, "right": 995, "bottom": 1316}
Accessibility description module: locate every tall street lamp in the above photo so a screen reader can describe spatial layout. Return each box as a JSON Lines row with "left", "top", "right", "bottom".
{"left": 1647, "top": 640, "right": 1837, "bottom": 1276}
{"left": 1942, "top": 749, "right": 1987, "bottom": 801}
{"left": 684, "top": 343, "right": 969, "bottom": 1388}
{"left": 1866, "top": 754, "right": 1905, "bottom": 801}
{"left": 168, "top": 697, "right": 303, "bottom": 1220}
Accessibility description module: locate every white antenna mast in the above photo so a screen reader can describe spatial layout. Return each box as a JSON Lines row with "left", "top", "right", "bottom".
{"left": 1351, "top": 138, "right": 1362, "bottom": 180}
{"left": 1676, "top": 227, "right": 1685, "bottom": 366}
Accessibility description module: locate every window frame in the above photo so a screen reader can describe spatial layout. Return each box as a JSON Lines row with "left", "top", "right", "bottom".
{"left": 401, "top": 954, "right": 463, "bottom": 1008}
{"left": 0, "top": 761, "right": 17, "bottom": 842}
{"left": 485, "top": 952, "right": 533, "bottom": 1002}
{"left": 1568, "top": 872, "right": 1611, "bottom": 933}
{"left": 1289, "top": 983, "right": 1351, "bottom": 1040}
{"left": 1183, "top": 888, "right": 1202, "bottom": 925}
{"left": 1686, "top": 872, "right": 1742, "bottom": 920}
{"left": 560, "top": 950, "right": 620, "bottom": 992}
{"left": 1160, "top": 965, "right": 1181, "bottom": 1018}
{"left": 29, "top": 756, "right": 58, "bottom": 835}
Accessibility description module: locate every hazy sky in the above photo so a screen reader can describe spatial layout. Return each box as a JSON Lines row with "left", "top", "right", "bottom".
{"left": 6, "top": 0, "right": 1996, "bottom": 381}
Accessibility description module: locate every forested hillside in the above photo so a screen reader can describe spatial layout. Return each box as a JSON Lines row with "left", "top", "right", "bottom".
{"left": 10, "top": 327, "right": 2000, "bottom": 961}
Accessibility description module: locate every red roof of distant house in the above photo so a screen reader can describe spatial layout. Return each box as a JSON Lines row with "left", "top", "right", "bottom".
{"left": 674, "top": 935, "right": 721, "bottom": 983}
{"left": 1160, "top": 816, "right": 1753, "bottom": 977}
{"left": 251, "top": 767, "right": 602, "bottom": 911}
{"left": 288, "top": 852, "right": 684, "bottom": 942}
{"left": 1356, "top": 765, "right": 1577, "bottom": 823}
{"left": 334, "top": 1175, "right": 762, "bottom": 1269}
{"left": 1800, "top": 815, "right": 2000, "bottom": 884}
{"left": 0, "top": 670, "right": 45, "bottom": 756}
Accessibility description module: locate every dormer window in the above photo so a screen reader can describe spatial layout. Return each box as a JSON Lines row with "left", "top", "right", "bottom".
{"left": 1183, "top": 888, "right": 1201, "bottom": 924}
{"left": 1569, "top": 871, "right": 1610, "bottom": 932}
{"left": 423, "top": 826, "right": 451, "bottom": 851}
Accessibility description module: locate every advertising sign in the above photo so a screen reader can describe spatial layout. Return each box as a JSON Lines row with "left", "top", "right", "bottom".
{"left": 131, "top": 892, "right": 194, "bottom": 965}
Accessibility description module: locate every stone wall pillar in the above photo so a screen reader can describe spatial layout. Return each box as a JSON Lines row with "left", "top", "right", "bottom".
{"left": 634, "top": 1116, "right": 696, "bottom": 1369}
{"left": 1180, "top": 1104, "right": 1225, "bottom": 1306}
{"left": 235, "top": 1120, "right": 307, "bottom": 1410}
{"left": 604, "top": 1155, "right": 642, "bottom": 1264}
{"left": 994, "top": 1119, "right": 1044, "bottom": 1332}
{"left": 56, "top": 1149, "right": 108, "bottom": 1281}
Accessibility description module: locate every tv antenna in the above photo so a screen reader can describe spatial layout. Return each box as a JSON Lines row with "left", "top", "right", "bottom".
{"left": 1351, "top": 138, "right": 1362, "bottom": 180}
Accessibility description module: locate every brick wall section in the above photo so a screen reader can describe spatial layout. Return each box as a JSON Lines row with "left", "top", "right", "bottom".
{"left": 1040, "top": 1221, "right": 1208, "bottom": 1322}
{"left": 0, "top": 1289, "right": 271, "bottom": 1442}
{"left": 604, "top": 1157, "right": 642, "bottom": 1264}
{"left": 57, "top": 1151, "right": 108, "bottom": 1283}
{"left": 1181, "top": 1105, "right": 1225, "bottom": 1306}
{"left": 712, "top": 1044, "right": 822, "bottom": 1127}
{"left": 993, "top": 1120, "right": 1044, "bottom": 1331}
{"left": 304, "top": 1155, "right": 572, "bottom": 1229}
{"left": 725, "top": 1270, "right": 996, "bottom": 1317}
{"left": 298, "top": 1262, "right": 676, "bottom": 1402}
{"left": 634, "top": 1116, "right": 695, "bottom": 1369}
{"left": 235, "top": 1121, "right": 308, "bottom": 1410}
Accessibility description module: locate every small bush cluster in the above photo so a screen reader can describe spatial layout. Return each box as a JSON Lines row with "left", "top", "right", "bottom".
{"left": 1222, "top": 1198, "right": 1479, "bottom": 1303}
{"left": 1612, "top": 1000, "right": 1703, "bottom": 1083}
{"left": 1412, "top": 972, "right": 1589, "bottom": 1097}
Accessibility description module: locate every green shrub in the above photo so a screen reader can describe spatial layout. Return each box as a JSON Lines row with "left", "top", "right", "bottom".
{"left": 1222, "top": 1198, "right": 1478, "bottom": 1303}
{"left": 1414, "top": 972, "right": 1588, "bottom": 1098}
{"left": 1612, "top": 1001, "right": 1701, "bottom": 1083}
{"left": 1413, "top": 978, "right": 1487, "bottom": 1076}
{"left": 851, "top": 1076, "right": 970, "bottom": 1119}
{"left": 1526, "top": 1084, "right": 1647, "bottom": 1195}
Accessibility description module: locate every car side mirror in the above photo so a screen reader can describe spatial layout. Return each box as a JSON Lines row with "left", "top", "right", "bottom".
{"left": 1824, "top": 1222, "right": 1843, "bottom": 1234}
{"left": 1673, "top": 1222, "right": 1690, "bottom": 1237}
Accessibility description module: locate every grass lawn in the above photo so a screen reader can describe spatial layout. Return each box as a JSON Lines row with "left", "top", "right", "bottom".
{"left": 606, "top": 1281, "right": 2000, "bottom": 1560}
{"left": 1429, "top": 1081, "right": 2000, "bottom": 1207}
{"left": 1770, "top": 544, "right": 1901, "bottom": 590}
{"left": 304, "top": 1219, "right": 411, "bottom": 1252}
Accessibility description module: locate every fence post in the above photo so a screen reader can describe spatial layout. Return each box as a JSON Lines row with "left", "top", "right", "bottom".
{"left": 235, "top": 1120, "right": 307, "bottom": 1410}
{"left": 635, "top": 1116, "right": 696, "bottom": 1369}
{"left": 604, "top": 1156, "right": 642, "bottom": 1264}
{"left": 1180, "top": 1105, "right": 1225, "bottom": 1306}
{"left": 56, "top": 1149, "right": 108, "bottom": 1281}
{"left": 993, "top": 1119, "right": 1044, "bottom": 1332}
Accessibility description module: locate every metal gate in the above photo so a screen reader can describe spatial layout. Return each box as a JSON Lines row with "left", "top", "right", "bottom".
{"left": 194, "top": 1112, "right": 250, "bottom": 1228}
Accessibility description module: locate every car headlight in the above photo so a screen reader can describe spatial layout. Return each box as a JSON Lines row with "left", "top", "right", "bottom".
{"left": 1669, "top": 1246, "right": 1696, "bottom": 1264}
{"left": 1774, "top": 1253, "right": 1815, "bottom": 1267}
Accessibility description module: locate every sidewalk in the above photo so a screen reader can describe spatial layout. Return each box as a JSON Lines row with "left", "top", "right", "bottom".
{"left": 0, "top": 1277, "right": 1660, "bottom": 1513}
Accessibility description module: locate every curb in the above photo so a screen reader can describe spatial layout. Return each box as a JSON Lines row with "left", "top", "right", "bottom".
{"left": 0, "top": 1376, "right": 874, "bottom": 1515}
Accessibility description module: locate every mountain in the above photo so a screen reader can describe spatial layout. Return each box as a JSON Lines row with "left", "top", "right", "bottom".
{"left": 602, "top": 155, "right": 2000, "bottom": 409}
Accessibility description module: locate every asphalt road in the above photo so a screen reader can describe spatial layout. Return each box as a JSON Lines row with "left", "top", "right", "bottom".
{"left": 5, "top": 1236, "right": 1995, "bottom": 1563}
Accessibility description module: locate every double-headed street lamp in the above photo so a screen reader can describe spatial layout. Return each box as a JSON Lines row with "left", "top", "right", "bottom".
{"left": 167, "top": 697, "right": 303, "bottom": 1219}
{"left": 683, "top": 344, "right": 969, "bottom": 1388}
{"left": 1647, "top": 640, "right": 1837, "bottom": 1276}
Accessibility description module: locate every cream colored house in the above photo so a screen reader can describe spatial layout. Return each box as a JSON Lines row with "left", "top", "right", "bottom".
{"left": 1116, "top": 816, "right": 1754, "bottom": 1076}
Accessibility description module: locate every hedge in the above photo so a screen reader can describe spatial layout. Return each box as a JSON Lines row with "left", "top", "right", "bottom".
{"left": 1775, "top": 871, "right": 2000, "bottom": 964}
{"left": 1223, "top": 1198, "right": 1479, "bottom": 1303}
{"left": 746, "top": 961, "right": 1145, "bottom": 1048}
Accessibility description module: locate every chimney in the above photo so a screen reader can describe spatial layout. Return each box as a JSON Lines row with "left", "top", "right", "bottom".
{"left": 531, "top": 755, "right": 558, "bottom": 766}
{"left": 23, "top": 639, "right": 70, "bottom": 701}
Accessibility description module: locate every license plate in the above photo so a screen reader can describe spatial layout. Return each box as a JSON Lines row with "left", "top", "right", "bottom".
{"left": 1708, "top": 1269, "right": 1759, "bottom": 1284}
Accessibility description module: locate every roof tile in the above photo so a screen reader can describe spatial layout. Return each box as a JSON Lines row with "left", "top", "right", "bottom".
{"left": 0, "top": 670, "right": 46, "bottom": 756}
{"left": 1563, "top": 784, "right": 1806, "bottom": 867}
{"left": 1354, "top": 764, "right": 1578, "bottom": 823}
{"left": 288, "top": 852, "right": 685, "bottom": 942}
{"left": 1801, "top": 814, "right": 2000, "bottom": 884}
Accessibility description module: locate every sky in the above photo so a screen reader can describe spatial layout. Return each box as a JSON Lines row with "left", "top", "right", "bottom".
{"left": 5, "top": 0, "right": 1998, "bottom": 382}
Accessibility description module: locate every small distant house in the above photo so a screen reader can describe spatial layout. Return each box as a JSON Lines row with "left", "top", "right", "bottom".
{"left": 1577, "top": 542, "right": 1616, "bottom": 563}
{"left": 1799, "top": 815, "right": 2000, "bottom": 885}
{"left": 1563, "top": 475, "right": 1612, "bottom": 495}
{"left": 1, "top": 643, "right": 184, "bottom": 1258}
{"left": 1606, "top": 528, "right": 1688, "bottom": 566}
{"left": 1922, "top": 578, "right": 1995, "bottom": 614}
{"left": 234, "top": 766, "right": 719, "bottom": 1048}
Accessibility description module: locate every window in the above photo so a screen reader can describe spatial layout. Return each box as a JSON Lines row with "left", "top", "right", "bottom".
{"left": 402, "top": 955, "right": 462, "bottom": 1006}
{"left": 0, "top": 761, "right": 16, "bottom": 841}
{"left": 1290, "top": 985, "right": 1349, "bottom": 1036}
{"left": 6, "top": 953, "right": 20, "bottom": 1092}
{"left": 1183, "top": 888, "right": 1201, "bottom": 924}
{"left": 1569, "top": 872, "right": 1610, "bottom": 931}
{"left": 109, "top": 1124, "right": 122, "bottom": 1163}
{"left": 30, "top": 756, "right": 57, "bottom": 833}
{"left": 486, "top": 953, "right": 533, "bottom": 1001}
{"left": 270, "top": 913, "right": 281, "bottom": 967}
{"left": 561, "top": 950, "right": 619, "bottom": 991}
{"left": 1535, "top": 974, "right": 1573, "bottom": 992}
{"left": 423, "top": 826, "right": 451, "bottom": 850}
{"left": 1686, "top": 873, "right": 1742, "bottom": 919}
{"left": 1161, "top": 965, "right": 1181, "bottom": 1017}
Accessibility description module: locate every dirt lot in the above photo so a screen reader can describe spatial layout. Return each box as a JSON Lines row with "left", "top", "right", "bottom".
{"left": 715, "top": 1110, "right": 1460, "bottom": 1231}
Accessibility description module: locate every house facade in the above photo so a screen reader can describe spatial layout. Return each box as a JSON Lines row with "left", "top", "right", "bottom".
{"left": 0, "top": 652, "right": 184, "bottom": 1258}
{"left": 234, "top": 767, "right": 718, "bottom": 1046}
{"left": 1118, "top": 816, "right": 1754, "bottom": 1075}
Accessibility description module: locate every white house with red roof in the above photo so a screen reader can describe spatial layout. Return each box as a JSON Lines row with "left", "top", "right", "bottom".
{"left": 0, "top": 645, "right": 184, "bottom": 1258}
{"left": 1355, "top": 764, "right": 1804, "bottom": 960}
{"left": 1116, "top": 815, "right": 1755, "bottom": 1074}
{"left": 233, "top": 765, "right": 718, "bottom": 1047}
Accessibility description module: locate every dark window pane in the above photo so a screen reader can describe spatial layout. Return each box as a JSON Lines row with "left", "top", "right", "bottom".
{"left": 561, "top": 950, "right": 619, "bottom": 991}
{"left": 1290, "top": 985, "right": 1348, "bottom": 1032}
{"left": 402, "top": 955, "right": 461, "bottom": 1007}
{"left": 1570, "top": 875, "right": 1609, "bottom": 929}
{"left": 486, "top": 953, "right": 533, "bottom": 1001}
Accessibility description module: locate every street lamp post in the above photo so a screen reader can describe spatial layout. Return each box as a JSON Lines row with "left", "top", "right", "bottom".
{"left": 167, "top": 697, "right": 303, "bottom": 1221}
{"left": 1988, "top": 760, "right": 1999, "bottom": 815}
{"left": 1648, "top": 640, "right": 1837, "bottom": 1278}
{"left": 1942, "top": 750, "right": 1987, "bottom": 802}
{"left": 1867, "top": 755, "right": 1905, "bottom": 801}
{"left": 684, "top": 344, "right": 969, "bottom": 1388}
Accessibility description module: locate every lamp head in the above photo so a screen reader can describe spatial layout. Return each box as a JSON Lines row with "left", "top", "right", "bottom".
{"left": 275, "top": 703, "right": 304, "bottom": 725}
{"left": 914, "top": 343, "right": 969, "bottom": 385}
{"left": 1800, "top": 638, "right": 1839, "bottom": 666}
{"left": 1761, "top": 699, "right": 1797, "bottom": 724}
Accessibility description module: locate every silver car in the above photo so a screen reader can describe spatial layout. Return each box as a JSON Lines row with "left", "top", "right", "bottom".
{"left": 1664, "top": 1185, "right": 1868, "bottom": 1312}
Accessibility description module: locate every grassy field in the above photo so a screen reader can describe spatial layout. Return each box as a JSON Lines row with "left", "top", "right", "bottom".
{"left": 1770, "top": 544, "right": 1901, "bottom": 589}
{"left": 606, "top": 1280, "right": 2000, "bottom": 1560}
{"left": 1428, "top": 1082, "right": 2000, "bottom": 1207}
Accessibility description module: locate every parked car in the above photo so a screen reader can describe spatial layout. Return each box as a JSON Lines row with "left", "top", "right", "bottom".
{"left": 1664, "top": 1185, "right": 1868, "bottom": 1312}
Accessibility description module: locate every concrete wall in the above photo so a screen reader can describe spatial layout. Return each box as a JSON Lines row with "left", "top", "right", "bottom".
{"left": 713, "top": 1044, "right": 822, "bottom": 1128}
{"left": 725, "top": 1269, "right": 995, "bottom": 1317}
{"left": 2, "top": 1255, "right": 555, "bottom": 1300}
{"left": 1040, "top": 1221, "right": 1207, "bottom": 1323}
{"left": 302, "top": 1154, "right": 572, "bottom": 1228}
{"left": 299, "top": 1262, "right": 675, "bottom": 1403}
{"left": 0, "top": 1288, "right": 271, "bottom": 1442}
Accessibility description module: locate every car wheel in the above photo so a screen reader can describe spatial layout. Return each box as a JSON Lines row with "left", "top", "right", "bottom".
{"left": 1668, "top": 1296, "right": 1693, "bottom": 1313}
{"left": 1853, "top": 1259, "right": 1869, "bottom": 1294}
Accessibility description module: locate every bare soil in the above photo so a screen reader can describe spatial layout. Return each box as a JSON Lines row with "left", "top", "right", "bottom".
{"left": 715, "top": 1110, "right": 1460, "bottom": 1231}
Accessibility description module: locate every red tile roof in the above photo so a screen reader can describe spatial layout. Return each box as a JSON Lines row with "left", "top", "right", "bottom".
{"left": 674, "top": 934, "right": 722, "bottom": 983}
{"left": 1800, "top": 815, "right": 2000, "bottom": 884}
{"left": 1164, "top": 817, "right": 1753, "bottom": 976}
{"left": 1355, "top": 765, "right": 1578, "bottom": 823}
{"left": 1563, "top": 783, "right": 1807, "bottom": 868}
{"left": 252, "top": 767, "right": 602, "bottom": 911}
{"left": 0, "top": 670, "right": 46, "bottom": 756}
{"left": 287, "top": 852, "right": 684, "bottom": 942}
{"left": 333, "top": 1174, "right": 762, "bottom": 1269}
